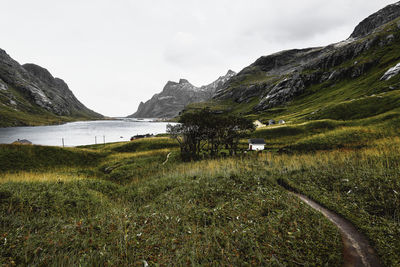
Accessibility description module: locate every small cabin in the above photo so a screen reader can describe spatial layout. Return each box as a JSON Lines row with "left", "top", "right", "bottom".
{"left": 248, "top": 138, "right": 266, "bottom": 151}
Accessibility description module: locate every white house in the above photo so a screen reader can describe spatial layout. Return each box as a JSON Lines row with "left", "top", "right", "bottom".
{"left": 248, "top": 139, "right": 266, "bottom": 151}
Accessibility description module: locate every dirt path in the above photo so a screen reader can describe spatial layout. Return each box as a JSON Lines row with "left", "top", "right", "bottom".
{"left": 162, "top": 152, "right": 172, "bottom": 165}
{"left": 293, "top": 193, "right": 382, "bottom": 267}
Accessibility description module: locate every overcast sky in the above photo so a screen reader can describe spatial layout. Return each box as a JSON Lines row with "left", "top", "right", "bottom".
{"left": 0, "top": 0, "right": 396, "bottom": 116}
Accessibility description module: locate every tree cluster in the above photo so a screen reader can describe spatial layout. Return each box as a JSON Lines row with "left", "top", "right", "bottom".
{"left": 167, "top": 109, "right": 255, "bottom": 161}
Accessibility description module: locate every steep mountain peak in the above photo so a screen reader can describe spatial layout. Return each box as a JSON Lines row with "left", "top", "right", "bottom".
{"left": 350, "top": 1, "right": 400, "bottom": 38}
{"left": 129, "top": 70, "right": 236, "bottom": 118}
{"left": 226, "top": 69, "right": 236, "bottom": 76}
{"left": 166, "top": 81, "right": 178, "bottom": 86}
{"left": 179, "top": 79, "right": 190, "bottom": 84}
{"left": 163, "top": 79, "right": 196, "bottom": 93}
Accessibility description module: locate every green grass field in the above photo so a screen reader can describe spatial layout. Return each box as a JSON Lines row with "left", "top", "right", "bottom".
{"left": 0, "top": 138, "right": 344, "bottom": 266}
{"left": 1, "top": 118, "right": 399, "bottom": 266}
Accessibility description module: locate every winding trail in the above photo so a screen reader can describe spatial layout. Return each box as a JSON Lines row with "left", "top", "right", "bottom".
{"left": 162, "top": 152, "right": 172, "bottom": 165}
{"left": 293, "top": 193, "right": 382, "bottom": 267}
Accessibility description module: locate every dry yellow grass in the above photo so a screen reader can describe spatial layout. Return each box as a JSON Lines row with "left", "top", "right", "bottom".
{"left": 107, "top": 148, "right": 173, "bottom": 161}
{"left": 0, "top": 170, "right": 87, "bottom": 184}
{"left": 157, "top": 136, "right": 400, "bottom": 183}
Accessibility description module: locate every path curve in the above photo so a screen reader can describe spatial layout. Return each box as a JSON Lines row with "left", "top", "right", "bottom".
{"left": 162, "top": 152, "right": 172, "bottom": 165}
{"left": 293, "top": 193, "right": 382, "bottom": 267}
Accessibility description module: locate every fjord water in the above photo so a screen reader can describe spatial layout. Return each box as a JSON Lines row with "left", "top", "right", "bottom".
{"left": 0, "top": 119, "right": 174, "bottom": 146}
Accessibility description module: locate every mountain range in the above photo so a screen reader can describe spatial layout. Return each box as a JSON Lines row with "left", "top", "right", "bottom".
{"left": 182, "top": 1, "right": 400, "bottom": 124}
{"left": 131, "top": 2, "right": 400, "bottom": 122}
{"left": 129, "top": 70, "right": 236, "bottom": 118}
{"left": 2, "top": 1, "right": 400, "bottom": 127}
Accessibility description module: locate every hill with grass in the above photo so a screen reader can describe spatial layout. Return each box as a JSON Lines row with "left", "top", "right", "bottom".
{"left": 186, "top": 1, "right": 400, "bottom": 126}
{"left": 1, "top": 132, "right": 399, "bottom": 265}
{"left": 129, "top": 70, "right": 236, "bottom": 119}
{"left": 0, "top": 49, "right": 103, "bottom": 127}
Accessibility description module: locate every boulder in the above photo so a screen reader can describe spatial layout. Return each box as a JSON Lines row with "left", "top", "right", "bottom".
{"left": 12, "top": 139, "right": 32, "bottom": 145}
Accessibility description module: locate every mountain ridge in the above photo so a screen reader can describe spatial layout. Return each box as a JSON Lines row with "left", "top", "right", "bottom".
{"left": 129, "top": 70, "right": 236, "bottom": 118}
{"left": 201, "top": 1, "right": 400, "bottom": 121}
{"left": 350, "top": 1, "right": 400, "bottom": 38}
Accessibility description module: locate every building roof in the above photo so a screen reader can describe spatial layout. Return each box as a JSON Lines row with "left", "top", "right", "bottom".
{"left": 249, "top": 138, "right": 266, "bottom": 145}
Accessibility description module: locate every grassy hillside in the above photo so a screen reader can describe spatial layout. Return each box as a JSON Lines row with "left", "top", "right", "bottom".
{"left": 0, "top": 104, "right": 101, "bottom": 127}
{"left": 0, "top": 139, "right": 344, "bottom": 266}
{"left": 0, "top": 66, "right": 100, "bottom": 125}
{"left": 277, "top": 140, "right": 400, "bottom": 267}
{"left": 0, "top": 132, "right": 399, "bottom": 265}
{"left": 0, "top": 86, "right": 77, "bottom": 127}
{"left": 0, "top": 104, "right": 102, "bottom": 128}
{"left": 0, "top": 144, "right": 107, "bottom": 173}
{"left": 187, "top": 70, "right": 400, "bottom": 127}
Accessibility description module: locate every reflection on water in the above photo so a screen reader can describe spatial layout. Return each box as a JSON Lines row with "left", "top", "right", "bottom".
{"left": 0, "top": 119, "right": 174, "bottom": 147}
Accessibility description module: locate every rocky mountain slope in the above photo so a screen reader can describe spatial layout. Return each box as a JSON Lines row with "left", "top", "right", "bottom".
{"left": 0, "top": 49, "right": 102, "bottom": 127}
{"left": 203, "top": 1, "right": 400, "bottom": 122}
{"left": 129, "top": 70, "right": 236, "bottom": 118}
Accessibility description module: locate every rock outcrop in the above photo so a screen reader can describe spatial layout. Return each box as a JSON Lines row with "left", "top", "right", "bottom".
{"left": 129, "top": 70, "right": 236, "bottom": 118}
{"left": 0, "top": 49, "right": 102, "bottom": 123}
{"left": 381, "top": 62, "right": 400, "bottom": 80}
{"left": 214, "top": 1, "right": 400, "bottom": 112}
{"left": 350, "top": 1, "right": 400, "bottom": 38}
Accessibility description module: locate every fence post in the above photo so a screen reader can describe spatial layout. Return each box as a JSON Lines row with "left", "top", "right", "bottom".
{"left": 103, "top": 135, "right": 105, "bottom": 146}
{"left": 62, "top": 138, "right": 64, "bottom": 147}
{"left": 95, "top": 136, "right": 97, "bottom": 145}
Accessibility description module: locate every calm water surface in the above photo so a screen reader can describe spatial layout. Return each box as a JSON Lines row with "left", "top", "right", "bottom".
{"left": 0, "top": 119, "right": 174, "bottom": 147}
